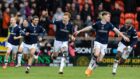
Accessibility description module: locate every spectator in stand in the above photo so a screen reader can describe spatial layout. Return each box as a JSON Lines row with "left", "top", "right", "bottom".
{"left": 31, "top": 2, "right": 38, "bottom": 16}
{"left": 39, "top": 9, "right": 50, "bottom": 33}
{"left": 24, "top": 1, "right": 31, "bottom": 17}
{"left": 65, "top": 3, "right": 72, "bottom": 13}
{"left": 94, "top": 2, "right": 104, "bottom": 21}
{"left": 2, "top": 7, "right": 10, "bottom": 37}
{"left": 72, "top": 14, "right": 83, "bottom": 32}
{"left": 84, "top": 15, "right": 93, "bottom": 38}
{"left": 111, "top": 2, "right": 121, "bottom": 29}
{"left": 103, "top": 0, "right": 112, "bottom": 12}
{"left": 124, "top": 0, "right": 136, "bottom": 13}
{"left": 84, "top": 15, "right": 93, "bottom": 27}
{"left": 0, "top": 3, "right": 3, "bottom": 36}
{"left": 9, "top": 3, "right": 18, "bottom": 16}
{"left": 80, "top": 3, "right": 92, "bottom": 22}
{"left": 19, "top": 2, "right": 26, "bottom": 19}
{"left": 136, "top": 7, "right": 140, "bottom": 30}
{"left": 72, "top": 0, "right": 80, "bottom": 13}
{"left": 52, "top": 7, "right": 64, "bottom": 22}
{"left": 52, "top": 0, "right": 61, "bottom": 13}
{"left": 70, "top": 3, "right": 79, "bottom": 20}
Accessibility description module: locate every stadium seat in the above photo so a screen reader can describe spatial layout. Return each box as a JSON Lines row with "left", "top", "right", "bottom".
{"left": 134, "top": 20, "right": 139, "bottom": 31}
{"left": 120, "top": 13, "right": 125, "bottom": 19}
{"left": 109, "top": 31, "right": 115, "bottom": 37}
{"left": 79, "top": 5, "right": 83, "bottom": 12}
{"left": 78, "top": 0, "right": 85, "bottom": 5}
{"left": 137, "top": 32, "right": 140, "bottom": 37}
{"left": 119, "top": 6, "right": 124, "bottom": 12}
{"left": 120, "top": 18, "right": 125, "bottom": 25}
{"left": 124, "top": 13, "right": 135, "bottom": 19}
{"left": 85, "top": 0, "right": 93, "bottom": 5}
{"left": 134, "top": 13, "right": 137, "bottom": 20}
{"left": 116, "top": 0, "right": 124, "bottom": 12}
{"left": 48, "top": 24, "right": 55, "bottom": 36}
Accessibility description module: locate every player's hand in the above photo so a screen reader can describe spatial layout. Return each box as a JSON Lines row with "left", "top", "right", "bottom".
{"left": 74, "top": 31, "right": 80, "bottom": 36}
{"left": 123, "top": 47, "right": 128, "bottom": 50}
{"left": 38, "top": 37, "right": 42, "bottom": 41}
{"left": 25, "top": 32, "right": 30, "bottom": 36}
{"left": 71, "top": 35, "right": 75, "bottom": 41}
{"left": 123, "top": 36, "right": 130, "bottom": 42}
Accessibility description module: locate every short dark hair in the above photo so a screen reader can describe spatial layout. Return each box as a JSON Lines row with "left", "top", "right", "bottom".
{"left": 101, "top": 11, "right": 111, "bottom": 16}
{"left": 32, "top": 15, "right": 39, "bottom": 20}
{"left": 64, "top": 12, "right": 71, "bottom": 18}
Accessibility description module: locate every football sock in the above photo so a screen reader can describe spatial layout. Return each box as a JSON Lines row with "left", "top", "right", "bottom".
{"left": 59, "top": 57, "right": 65, "bottom": 72}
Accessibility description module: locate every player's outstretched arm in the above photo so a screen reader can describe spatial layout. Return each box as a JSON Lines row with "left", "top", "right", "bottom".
{"left": 13, "top": 36, "right": 23, "bottom": 40}
{"left": 113, "top": 27, "right": 130, "bottom": 42}
{"left": 74, "top": 26, "right": 92, "bottom": 36}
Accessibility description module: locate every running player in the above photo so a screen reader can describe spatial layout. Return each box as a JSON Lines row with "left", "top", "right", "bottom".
{"left": 51, "top": 12, "right": 75, "bottom": 74}
{"left": 15, "top": 19, "right": 29, "bottom": 67}
{"left": 16, "top": 16, "right": 45, "bottom": 73}
{"left": 3, "top": 17, "right": 22, "bottom": 69}
{"left": 74, "top": 11, "right": 130, "bottom": 77}
{"left": 112, "top": 19, "right": 138, "bottom": 75}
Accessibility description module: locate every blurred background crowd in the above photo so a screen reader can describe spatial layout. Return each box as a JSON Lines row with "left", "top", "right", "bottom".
{"left": 0, "top": 0, "right": 140, "bottom": 38}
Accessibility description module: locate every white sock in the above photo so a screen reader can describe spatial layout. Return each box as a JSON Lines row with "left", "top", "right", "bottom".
{"left": 4, "top": 59, "right": 8, "bottom": 65}
{"left": 88, "top": 57, "right": 96, "bottom": 70}
{"left": 112, "top": 60, "right": 119, "bottom": 73}
{"left": 59, "top": 57, "right": 65, "bottom": 72}
{"left": 18, "top": 54, "right": 23, "bottom": 64}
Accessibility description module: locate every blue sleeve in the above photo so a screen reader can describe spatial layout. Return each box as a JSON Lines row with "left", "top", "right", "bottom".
{"left": 21, "top": 26, "right": 29, "bottom": 36}
{"left": 39, "top": 26, "right": 46, "bottom": 36}
{"left": 13, "top": 27, "right": 18, "bottom": 36}
{"left": 109, "top": 23, "right": 115, "bottom": 30}
{"left": 120, "top": 26, "right": 126, "bottom": 32}
{"left": 92, "top": 23, "right": 98, "bottom": 30}
{"left": 130, "top": 29, "right": 138, "bottom": 47}
{"left": 69, "top": 25, "right": 73, "bottom": 35}
{"left": 21, "top": 29, "right": 26, "bottom": 36}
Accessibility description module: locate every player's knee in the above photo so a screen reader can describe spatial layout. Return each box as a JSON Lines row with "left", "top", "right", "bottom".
{"left": 98, "top": 58, "right": 102, "bottom": 62}
{"left": 116, "top": 51, "right": 121, "bottom": 60}
{"left": 23, "top": 54, "right": 28, "bottom": 61}
{"left": 51, "top": 52, "right": 58, "bottom": 59}
{"left": 94, "top": 49, "right": 100, "bottom": 57}
{"left": 119, "top": 58, "right": 125, "bottom": 64}
{"left": 61, "top": 47, "right": 67, "bottom": 52}
{"left": 53, "top": 52, "right": 58, "bottom": 57}
{"left": 94, "top": 53, "right": 99, "bottom": 57}
{"left": 6, "top": 52, "right": 10, "bottom": 56}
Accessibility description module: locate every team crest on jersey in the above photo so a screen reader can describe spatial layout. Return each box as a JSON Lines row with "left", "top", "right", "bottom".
{"left": 101, "top": 26, "right": 104, "bottom": 29}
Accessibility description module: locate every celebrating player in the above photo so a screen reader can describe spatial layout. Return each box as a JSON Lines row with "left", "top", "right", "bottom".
{"left": 112, "top": 19, "right": 138, "bottom": 75}
{"left": 3, "top": 17, "right": 22, "bottom": 69}
{"left": 51, "top": 12, "right": 75, "bottom": 74}
{"left": 15, "top": 19, "right": 29, "bottom": 67}
{"left": 74, "top": 11, "right": 130, "bottom": 77}
{"left": 16, "top": 16, "right": 45, "bottom": 73}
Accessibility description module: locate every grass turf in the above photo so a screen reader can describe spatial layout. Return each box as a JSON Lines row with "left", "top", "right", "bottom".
{"left": 0, "top": 66, "right": 139, "bottom": 79}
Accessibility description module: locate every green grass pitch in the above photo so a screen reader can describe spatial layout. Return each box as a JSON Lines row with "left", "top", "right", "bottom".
{"left": 0, "top": 67, "right": 139, "bottom": 79}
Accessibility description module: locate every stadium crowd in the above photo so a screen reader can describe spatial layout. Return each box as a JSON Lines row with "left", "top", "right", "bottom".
{"left": 0, "top": 0, "right": 140, "bottom": 37}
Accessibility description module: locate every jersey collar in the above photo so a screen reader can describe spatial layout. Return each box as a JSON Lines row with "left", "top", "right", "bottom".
{"left": 31, "top": 23, "right": 37, "bottom": 27}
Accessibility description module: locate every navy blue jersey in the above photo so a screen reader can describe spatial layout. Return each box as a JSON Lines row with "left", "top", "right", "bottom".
{"left": 22, "top": 23, "right": 46, "bottom": 44}
{"left": 120, "top": 26, "right": 138, "bottom": 47}
{"left": 20, "top": 25, "right": 29, "bottom": 43}
{"left": 8, "top": 25, "right": 21, "bottom": 45}
{"left": 54, "top": 21, "right": 73, "bottom": 41}
{"left": 92, "top": 21, "right": 115, "bottom": 44}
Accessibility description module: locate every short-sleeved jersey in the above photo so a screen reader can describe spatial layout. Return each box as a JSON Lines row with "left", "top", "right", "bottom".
{"left": 54, "top": 21, "right": 73, "bottom": 41}
{"left": 22, "top": 23, "right": 45, "bottom": 44}
{"left": 8, "top": 24, "right": 21, "bottom": 45}
{"left": 92, "top": 21, "right": 115, "bottom": 44}
{"left": 120, "top": 26, "right": 138, "bottom": 47}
